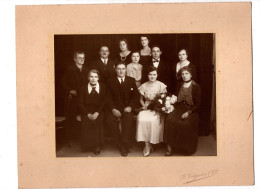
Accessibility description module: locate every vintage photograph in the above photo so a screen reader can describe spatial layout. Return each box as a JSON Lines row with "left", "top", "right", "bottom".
{"left": 54, "top": 34, "right": 217, "bottom": 157}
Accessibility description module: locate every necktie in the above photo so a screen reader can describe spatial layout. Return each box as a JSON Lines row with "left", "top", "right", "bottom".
{"left": 120, "top": 78, "right": 124, "bottom": 85}
{"left": 153, "top": 59, "right": 159, "bottom": 63}
{"left": 103, "top": 59, "right": 107, "bottom": 64}
{"left": 91, "top": 86, "right": 97, "bottom": 95}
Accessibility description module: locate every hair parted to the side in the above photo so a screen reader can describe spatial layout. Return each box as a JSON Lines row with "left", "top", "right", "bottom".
{"left": 115, "top": 61, "right": 127, "bottom": 68}
{"left": 88, "top": 69, "right": 100, "bottom": 78}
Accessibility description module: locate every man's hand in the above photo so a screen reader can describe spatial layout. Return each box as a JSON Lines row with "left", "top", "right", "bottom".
{"left": 124, "top": 107, "right": 132, "bottom": 113}
{"left": 112, "top": 109, "right": 121, "bottom": 118}
{"left": 70, "top": 90, "right": 77, "bottom": 96}
{"left": 92, "top": 112, "right": 99, "bottom": 120}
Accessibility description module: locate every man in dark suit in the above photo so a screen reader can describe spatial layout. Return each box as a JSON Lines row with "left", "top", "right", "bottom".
{"left": 106, "top": 62, "right": 139, "bottom": 156}
{"left": 61, "top": 51, "right": 89, "bottom": 147}
{"left": 142, "top": 45, "right": 173, "bottom": 93}
{"left": 88, "top": 45, "right": 116, "bottom": 85}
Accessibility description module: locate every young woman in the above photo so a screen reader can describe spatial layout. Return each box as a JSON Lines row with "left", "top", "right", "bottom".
{"left": 136, "top": 66, "right": 167, "bottom": 157}
{"left": 126, "top": 51, "right": 143, "bottom": 88}
{"left": 164, "top": 66, "right": 201, "bottom": 156}
{"left": 116, "top": 38, "right": 132, "bottom": 65}
{"left": 140, "top": 35, "right": 152, "bottom": 68}
{"left": 78, "top": 69, "right": 106, "bottom": 155}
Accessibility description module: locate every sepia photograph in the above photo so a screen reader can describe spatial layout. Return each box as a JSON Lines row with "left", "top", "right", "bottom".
{"left": 54, "top": 33, "right": 217, "bottom": 157}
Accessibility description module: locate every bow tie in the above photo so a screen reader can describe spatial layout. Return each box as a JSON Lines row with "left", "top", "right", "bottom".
{"left": 153, "top": 59, "right": 159, "bottom": 63}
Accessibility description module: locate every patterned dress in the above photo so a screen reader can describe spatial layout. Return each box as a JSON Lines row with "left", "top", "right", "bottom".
{"left": 126, "top": 63, "right": 143, "bottom": 88}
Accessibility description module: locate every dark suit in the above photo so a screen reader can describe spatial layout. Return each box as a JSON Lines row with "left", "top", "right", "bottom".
{"left": 88, "top": 58, "right": 116, "bottom": 84}
{"left": 61, "top": 64, "right": 89, "bottom": 142}
{"left": 142, "top": 59, "right": 173, "bottom": 93}
{"left": 106, "top": 76, "right": 139, "bottom": 150}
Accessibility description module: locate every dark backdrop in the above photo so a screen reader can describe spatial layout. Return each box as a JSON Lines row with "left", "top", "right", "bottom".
{"left": 54, "top": 34, "right": 215, "bottom": 135}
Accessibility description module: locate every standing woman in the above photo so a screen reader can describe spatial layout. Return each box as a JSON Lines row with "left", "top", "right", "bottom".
{"left": 164, "top": 66, "right": 201, "bottom": 156}
{"left": 140, "top": 35, "right": 152, "bottom": 69}
{"left": 116, "top": 38, "right": 132, "bottom": 65}
{"left": 126, "top": 51, "right": 143, "bottom": 88}
{"left": 78, "top": 69, "right": 106, "bottom": 155}
{"left": 136, "top": 66, "right": 167, "bottom": 157}
{"left": 174, "top": 49, "right": 197, "bottom": 92}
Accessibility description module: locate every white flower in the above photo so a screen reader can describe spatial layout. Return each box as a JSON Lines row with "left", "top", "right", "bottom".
{"left": 166, "top": 96, "right": 171, "bottom": 101}
{"left": 166, "top": 105, "right": 174, "bottom": 113}
{"left": 161, "top": 94, "right": 166, "bottom": 98}
{"left": 158, "top": 99, "right": 163, "bottom": 104}
{"left": 165, "top": 101, "right": 171, "bottom": 108}
{"left": 162, "top": 107, "right": 166, "bottom": 111}
{"left": 170, "top": 95, "right": 178, "bottom": 104}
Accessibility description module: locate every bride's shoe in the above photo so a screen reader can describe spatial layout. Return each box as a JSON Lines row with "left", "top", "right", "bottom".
{"left": 143, "top": 144, "right": 153, "bottom": 157}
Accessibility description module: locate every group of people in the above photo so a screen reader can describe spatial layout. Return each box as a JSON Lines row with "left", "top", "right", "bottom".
{"left": 61, "top": 35, "right": 201, "bottom": 157}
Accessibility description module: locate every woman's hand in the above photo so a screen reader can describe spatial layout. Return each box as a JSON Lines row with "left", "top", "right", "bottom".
{"left": 142, "top": 106, "right": 147, "bottom": 110}
{"left": 92, "top": 112, "right": 99, "bottom": 120}
{"left": 181, "top": 112, "right": 189, "bottom": 119}
{"left": 87, "top": 113, "right": 94, "bottom": 120}
{"left": 70, "top": 90, "right": 77, "bottom": 96}
{"left": 112, "top": 109, "right": 121, "bottom": 118}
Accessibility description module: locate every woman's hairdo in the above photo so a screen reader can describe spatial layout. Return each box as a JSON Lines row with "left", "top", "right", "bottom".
{"left": 132, "top": 51, "right": 140, "bottom": 55}
{"left": 180, "top": 66, "right": 193, "bottom": 76}
{"left": 73, "top": 51, "right": 85, "bottom": 59}
{"left": 88, "top": 69, "right": 100, "bottom": 78}
{"left": 115, "top": 61, "right": 127, "bottom": 68}
{"left": 147, "top": 66, "right": 158, "bottom": 74}
{"left": 119, "top": 38, "right": 128, "bottom": 45}
{"left": 178, "top": 48, "right": 189, "bottom": 56}
{"left": 140, "top": 35, "right": 151, "bottom": 42}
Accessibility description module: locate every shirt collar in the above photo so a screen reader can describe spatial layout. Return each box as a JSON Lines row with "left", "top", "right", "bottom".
{"left": 88, "top": 82, "right": 100, "bottom": 93}
{"left": 152, "top": 58, "right": 160, "bottom": 62}
{"left": 117, "top": 77, "right": 125, "bottom": 82}
{"left": 101, "top": 58, "right": 108, "bottom": 63}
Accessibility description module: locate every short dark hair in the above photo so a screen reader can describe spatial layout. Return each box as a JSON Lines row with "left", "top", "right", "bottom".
{"left": 178, "top": 48, "right": 189, "bottom": 56}
{"left": 180, "top": 66, "right": 193, "bottom": 77}
{"left": 131, "top": 51, "right": 140, "bottom": 56}
{"left": 119, "top": 38, "right": 129, "bottom": 45}
{"left": 140, "top": 35, "right": 151, "bottom": 42}
{"left": 100, "top": 45, "right": 110, "bottom": 51}
{"left": 147, "top": 66, "right": 158, "bottom": 74}
{"left": 88, "top": 69, "right": 100, "bottom": 78}
{"left": 115, "top": 61, "right": 126, "bottom": 68}
{"left": 151, "top": 45, "right": 162, "bottom": 51}
{"left": 73, "top": 51, "right": 85, "bottom": 59}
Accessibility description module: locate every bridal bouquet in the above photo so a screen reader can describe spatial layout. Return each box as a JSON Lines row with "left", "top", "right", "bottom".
{"left": 147, "top": 93, "right": 178, "bottom": 115}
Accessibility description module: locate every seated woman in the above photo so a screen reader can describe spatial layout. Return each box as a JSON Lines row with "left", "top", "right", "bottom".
{"left": 164, "top": 66, "right": 201, "bottom": 156}
{"left": 136, "top": 66, "right": 167, "bottom": 157}
{"left": 78, "top": 69, "right": 106, "bottom": 155}
{"left": 126, "top": 51, "right": 143, "bottom": 88}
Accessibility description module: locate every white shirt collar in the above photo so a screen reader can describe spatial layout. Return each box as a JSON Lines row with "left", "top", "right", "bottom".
{"left": 117, "top": 77, "right": 125, "bottom": 83}
{"left": 88, "top": 82, "right": 100, "bottom": 94}
{"left": 153, "top": 61, "right": 160, "bottom": 68}
{"left": 101, "top": 58, "right": 108, "bottom": 64}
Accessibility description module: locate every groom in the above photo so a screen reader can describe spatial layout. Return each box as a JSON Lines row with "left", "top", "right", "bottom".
{"left": 106, "top": 62, "right": 139, "bottom": 156}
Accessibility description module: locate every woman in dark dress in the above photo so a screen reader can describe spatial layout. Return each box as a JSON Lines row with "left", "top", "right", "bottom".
{"left": 116, "top": 38, "right": 132, "bottom": 65}
{"left": 140, "top": 35, "right": 152, "bottom": 69}
{"left": 78, "top": 69, "right": 106, "bottom": 155}
{"left": 173, "top": 49, "right": 197, "bottom": 93}
{"left": 164, "top": 66, "right": 201, "bottom": 156}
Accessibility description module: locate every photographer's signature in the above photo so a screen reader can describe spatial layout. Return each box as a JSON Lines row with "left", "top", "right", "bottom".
{"left": 180, "top": 169, "right": 219, "bottom": 184}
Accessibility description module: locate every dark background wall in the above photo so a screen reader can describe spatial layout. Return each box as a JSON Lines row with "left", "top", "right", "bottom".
{"left": 54, "top": 33, "right": 215, "bottom": 135}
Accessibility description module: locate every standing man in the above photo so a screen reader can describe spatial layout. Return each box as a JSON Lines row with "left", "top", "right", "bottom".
{"left": 61, "top": 51, "right": 89, "bottom": 147}
{"left": 88, "top": 45, "right": 116, "bottom": 84}
{"left": 106, "top": 62, "right": 139, "bottom": 156}
{"left": 142, "top": 45, "right": 173, "bottom": 93}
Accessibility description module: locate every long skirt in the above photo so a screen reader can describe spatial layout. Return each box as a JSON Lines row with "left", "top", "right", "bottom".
{"left": 164, "top": 102, "right": 199, "bottom": 155}
{"left": 81, "top": 112, "right": 104, "bottom": 150}
{"left": 136, "top": 110, "right": 164, "bottom": 144}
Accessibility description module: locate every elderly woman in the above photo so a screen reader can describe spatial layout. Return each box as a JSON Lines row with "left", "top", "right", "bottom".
{"left": 78, "top": 69, "right": 106, "bottom": 155}
{"left": 136, "top": 66, "right": 167, "bottom": 157}
{"left": 164, "top": 66, "right": 201, "bottom": 156}
{"left": 116, "top": 38, "right": 132, "bottom": 65}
